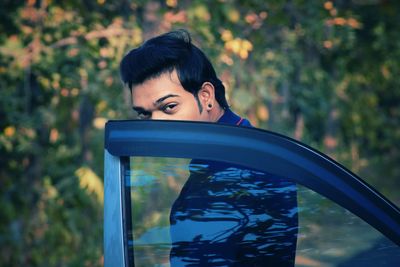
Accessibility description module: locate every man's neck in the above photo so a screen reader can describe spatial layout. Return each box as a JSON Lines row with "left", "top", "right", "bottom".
{"left": 211, "top": 106, "right": 225, "bottom": 122}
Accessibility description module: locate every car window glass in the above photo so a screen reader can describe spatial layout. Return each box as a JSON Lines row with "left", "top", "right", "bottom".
{"left": 124, "top": 156, "right": 400, "bottom": 267}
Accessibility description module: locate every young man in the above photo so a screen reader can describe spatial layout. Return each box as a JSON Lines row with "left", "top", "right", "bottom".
{"left": 120, "top": 30, "right": 297, "bottom": 266}
{"left": 120, "top": 29, "right": 251, "bottom": 126}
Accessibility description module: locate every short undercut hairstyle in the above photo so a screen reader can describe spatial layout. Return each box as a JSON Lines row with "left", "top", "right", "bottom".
{"left": 120, "top": 29, "right": 229, "bottom": 109}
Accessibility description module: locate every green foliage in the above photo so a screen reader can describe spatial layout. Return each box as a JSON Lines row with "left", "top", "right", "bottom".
{"left": 0, "top": 0, "right": 399, "bottom": 266}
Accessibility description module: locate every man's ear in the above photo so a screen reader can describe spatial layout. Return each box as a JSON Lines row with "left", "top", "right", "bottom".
{"left": 198, "top": 82, "right": 216, "bottom": 110}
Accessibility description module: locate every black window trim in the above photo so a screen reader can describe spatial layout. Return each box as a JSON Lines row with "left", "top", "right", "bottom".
{"left": 105, "top": 119, "right": 400, "bottom": 247}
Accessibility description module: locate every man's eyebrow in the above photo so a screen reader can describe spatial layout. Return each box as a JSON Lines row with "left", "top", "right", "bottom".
{"left": 132, "top": 106, "right": 148, "bottom": 113}
{"left": 154, "top": 94, "right": 179, "bottom": 105}
{"left": 132, "top": 94, "right": 180, "bottom": 112}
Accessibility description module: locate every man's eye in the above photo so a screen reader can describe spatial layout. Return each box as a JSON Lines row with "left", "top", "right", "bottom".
{"left": 137, "top": 112, "right": 151, "bottom": 119}
{"left": 162, "top": 103, "right": 178, "bottom": 113}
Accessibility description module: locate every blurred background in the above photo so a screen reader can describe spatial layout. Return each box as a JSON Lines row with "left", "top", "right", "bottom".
{"left": 0, "top": 0, "right": 399, "bottom": 266}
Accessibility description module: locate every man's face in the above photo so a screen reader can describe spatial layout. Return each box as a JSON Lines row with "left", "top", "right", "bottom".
{"left": 131, "top": 70, "right": 212, "bottom": 121}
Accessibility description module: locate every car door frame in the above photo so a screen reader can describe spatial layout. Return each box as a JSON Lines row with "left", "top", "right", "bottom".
{"left": 104, "top": 120, "right": 400, "bottom": 267}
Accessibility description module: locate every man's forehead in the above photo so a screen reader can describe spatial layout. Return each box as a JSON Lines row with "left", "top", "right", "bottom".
{"left": 131, "top": 76, "right": 185, "bottom": 107}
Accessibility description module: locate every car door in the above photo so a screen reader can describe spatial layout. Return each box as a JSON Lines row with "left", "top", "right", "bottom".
{"left": 104, "top": 120, "right": 400, "bottom": 267}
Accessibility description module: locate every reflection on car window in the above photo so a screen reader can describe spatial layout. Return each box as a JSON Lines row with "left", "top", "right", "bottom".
{"left": 125, "top": 157, "right": 400, "bottom": 267}
{"left": 169, "top": 159, "right": 297, "bottom": 266}
{"left": 296, "top": 188, "right": 400, "bottom": 267}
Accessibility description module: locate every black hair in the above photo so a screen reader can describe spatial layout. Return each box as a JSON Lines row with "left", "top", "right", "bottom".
{"left": 120, "top": 29, "right": 229, "bottom": 109}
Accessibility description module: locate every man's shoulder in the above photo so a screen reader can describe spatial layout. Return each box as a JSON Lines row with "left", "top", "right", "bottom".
{"left": 217, "top": 109, "right": 253, "bottom": 127}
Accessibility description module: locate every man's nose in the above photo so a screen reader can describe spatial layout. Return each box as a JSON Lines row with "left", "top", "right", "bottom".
{"left": 151, "top": 112, "right": 170, "bottom": 120}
